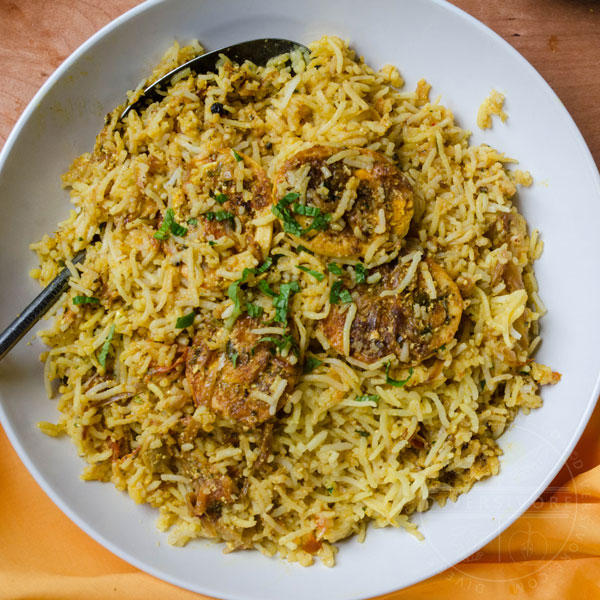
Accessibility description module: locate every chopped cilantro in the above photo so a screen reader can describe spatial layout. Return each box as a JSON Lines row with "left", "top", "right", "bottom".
{"left": 170, "top": 221, "right": 187, "bottom": 237}
{"left": 281, "top": 192, "right": 300, "bottom": 204}
{"left": 356, "top": 394, "right": 379, "bottom": 403}
{"left": 223, "top": 259, "right": 273, "bottom": 328}
{"left": 98, "top": 324, "right": 115, "bottom": 368}
{"left": 259, "top": 280, "right": 277, "bottom": 297}
{"left": 208, "top": 240, "right": 217, "bottom": 246}
{"left": 326, "top": 486, "right": 334, "bottom": 495}
{"left": 330, "top": 280, "right": 352, "bottom": 304}
{"left": 214, "top": 193, "right": 228, "bottom": 204}
{"left": 303, "top": 212, "right": 331, "bottom": 234}
{"left": 232, "top": 149, "right": 243, "bottom": 162}
{"left": 273, "top": 281, "right": 300, "bottom": 325}
{"left": 329, "top": 280, "right": 343, "bottom": 304}
{"left": 175, "top": 312, "right": 195, "bottom": 329}
{"left": 246, "top": 302, "right": 264, "bottom": 318}
{"left": 225, "top": 280, "right": 243, "bottom": 329}
{"left": 339, "top": 288, "right": 353, "bottom": 303}
{"left": 154, "top": 208, "right": 187, "bottom": 240}
{"left": 304, "top": 356, "right": 323, "bottom": 374}
{"left": 296, "top": 265, "right": 324, "bottom": 281}
{"left": 258, "top": 334, "right": 297, "bottom": 354}
{"left": 187, "top": 218, "right": 198, "bottom": 226}
{"left": 272, "top": 192, "right": 330, "bottom": 237}
{"left": 296, "top": 244, "right": 314, "bottom": 255}
{"left": 272, "top": 194, "right": 303, "bottom": 237}
{"left": 154, "top": 210, "right": 172, "bottom": 240}
{"left": 254, "top": 257, "right": 273, "bottom": 274}
{"left": 385, "top": 363, "right": 414, "bottom": 388}
{"left": 204, "top": 210, "right": 234, "bottom": 222}
{"left": 293, "top": 203, "right": 320, "bottom": 217}
{"left": 327, "top": 263, "right": 343, "bottom": 275}
{"left": 354, "top": 263, "right": 367, "bottom": 283}
{"left": 72, "top": 296, "right": 99, "bottom": 305}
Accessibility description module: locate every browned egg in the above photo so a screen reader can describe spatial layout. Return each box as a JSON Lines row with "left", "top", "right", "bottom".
{"left": 184, "top": 148, "right": 273, "bottom": 256}
{"left": 185, "top": 316, "right": 300, "bottom": 430}
{"left": 273, "top": 145, "right": 414, "bottom": 258}
{"left": 321, "top": 257, "right": 463, "bottom": 366}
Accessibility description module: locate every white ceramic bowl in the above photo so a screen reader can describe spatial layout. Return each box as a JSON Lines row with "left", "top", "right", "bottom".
{"left": 1, "top": 1, "right": 599, "bottom": 598}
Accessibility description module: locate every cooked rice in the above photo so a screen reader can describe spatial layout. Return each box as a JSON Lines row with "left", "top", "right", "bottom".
{"left": 477, "top": 88, "right": 508, "bottom": 129}
{"left": 31, "top": 36, "right": 559, "bottom": 567}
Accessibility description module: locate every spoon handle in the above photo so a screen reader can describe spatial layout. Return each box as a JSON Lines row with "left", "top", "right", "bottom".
{"left": 0, "top": 251, "right": 85, "bottom": 361}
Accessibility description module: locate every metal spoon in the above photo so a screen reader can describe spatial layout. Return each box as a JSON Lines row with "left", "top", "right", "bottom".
{"left": 0, "top": 38, "right": 308, "bottom": 360}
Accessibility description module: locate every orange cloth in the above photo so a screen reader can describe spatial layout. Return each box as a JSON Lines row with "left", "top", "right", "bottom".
{"left": 2, "top": 402, "right": 600, "bottom": 599}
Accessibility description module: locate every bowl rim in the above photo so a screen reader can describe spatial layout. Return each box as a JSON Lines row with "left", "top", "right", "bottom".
{"left": 1, "top": 0, "right": 599, "bottom": 598}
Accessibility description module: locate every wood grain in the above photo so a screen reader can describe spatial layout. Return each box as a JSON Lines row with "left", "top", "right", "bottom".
{"left": 1, "top": 0, "right": 599, "bottom": 168}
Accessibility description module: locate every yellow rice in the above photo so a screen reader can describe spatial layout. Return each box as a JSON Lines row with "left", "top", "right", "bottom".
{"left": 31, "top": 36, "right": 558, "bottom": 567}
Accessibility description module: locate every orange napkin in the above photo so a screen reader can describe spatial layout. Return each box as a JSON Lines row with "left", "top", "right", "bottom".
{"left": 2, "top": 402, "right": 600, "bottom": 600}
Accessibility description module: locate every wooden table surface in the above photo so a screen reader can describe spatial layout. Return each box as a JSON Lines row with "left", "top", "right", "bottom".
{"left": 1, "top": 0, "right": 599, "bottom": 168}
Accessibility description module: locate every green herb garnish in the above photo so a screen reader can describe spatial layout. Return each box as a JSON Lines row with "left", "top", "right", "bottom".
{"left": 204, "top": 210, "right": 234, "bottom": 222}
{"left": 154, "top": 208, "right": 187, "bottom": 240}
{"left": 187, "top": 218, "right": 198, "bottom": 226}
{"left": 329, "top": 280, "right": 353, "bottom": 304}
{"left": 293, "top": 203, "right": 320, "bottom": 217}
{"left": 385, "top": 363, "right": 414, "bottom": 388}
{"left": 223, "top": 259, "right": 273, "bottom": 328}
{"left": 339, "top": 288, "right": 353, "bottom": 303}
{"left": 246, "top": 302, "right": 264, "bottom": 318}
{"left": 175, "top": 312, "right": 195, "bottom": 329}
{"left": 259, "top": 280, "right": 277, "bottom": 297}
{"left": 154, "top": 211, "right": 172, "bottom": 240}
{"left": 254, "top": 257, "right": 273, "bottom": 274}
{"left": 232, "top": 149, "right": 243, "bottom": 162}
{"left": 258, "top": 334, "right": 297, "bottom": 354}
{"left": 98, "top": 324, "right": 115, "bottom": 368}
{"left": 296, "top": 265, "right": 324, "bottom": 281}
{"left": 273, "top": 281, "right": 300, "bottom": 325}
{"left": 214, "top": 193, "right": 228, "bottom": 204}
{"left": 356, "top": 429, "right": 369, "bottom": 437}
{"left": 330, "top": 280, "right": 343, "bottom": 304}
{"left": 354, "top": 263, "right": 367, "bottom": 283}
{"left": 356, "top": 394, "right": 379, "bottom": 403}
{"left": 170, "top": 221, "right": 187, "bottom": 237}
{"left": 303, "top": 356, "right": 323, "bottom": 374}
{"left": 225, "top": 280, "right": 243, "bottom": 329}
{"left": 272, "top": 193, "right": 303, "bottom": 237}
{"left": 272, "top": 193, "right": 331, "bottom": 237}
{"left": 303, "top": 212, "right": 331, "bottom": 234}
{"left": 72, "top": 296, "right": 100, "bottom": 305}
{"left": 296, "top": 245, "right": 314, "bottom": 255}
{"left": 327, "top": 263, "right": 343, "bottom": 275}
{"left": 208, "top": 240, "right": 217, "bottom": 246}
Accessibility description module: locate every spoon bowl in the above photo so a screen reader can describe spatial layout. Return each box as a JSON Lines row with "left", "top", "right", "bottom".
{"left": 121, "top": 38, "right": 308, "bottom": 119}
{"left": 0, "top": 37, "right": 307, "bottom": 361}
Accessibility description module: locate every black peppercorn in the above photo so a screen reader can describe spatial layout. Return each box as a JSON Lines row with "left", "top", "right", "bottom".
{"left": 210, "top": 102, "right": 228, "bottom": 116}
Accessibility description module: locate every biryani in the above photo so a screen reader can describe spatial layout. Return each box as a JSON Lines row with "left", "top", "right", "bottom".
{"left": 32, "top": 36, "right": 560, "bottom": 566}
